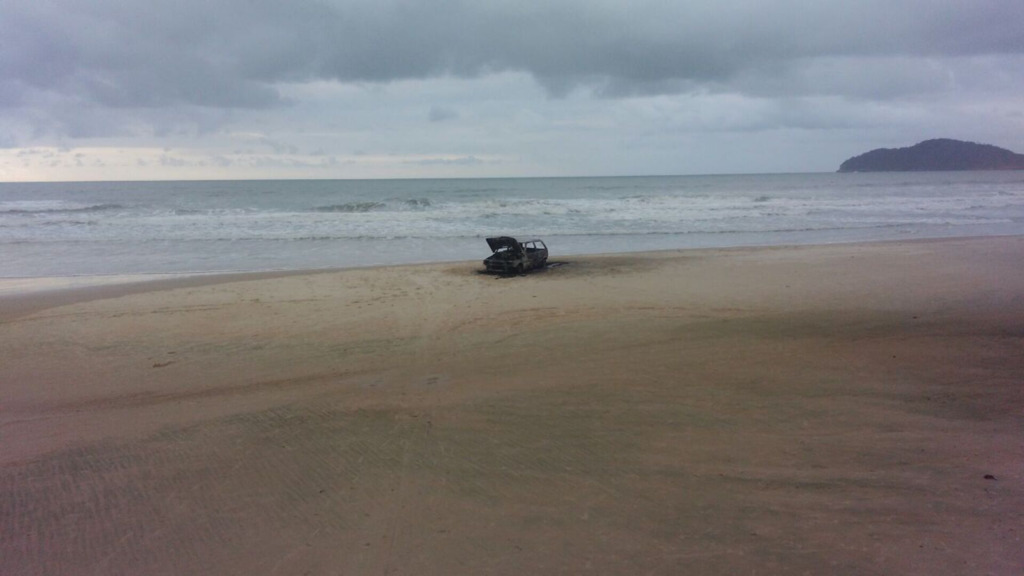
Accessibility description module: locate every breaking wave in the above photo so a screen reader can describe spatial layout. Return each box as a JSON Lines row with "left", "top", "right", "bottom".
{"left": 312, "top": 198, "right": 431, "bottom": 213}
{"left": 4, "top": 171, "right": 1024, "bottom": 276}
{"left": 314, "top": 202, "right": 387, "bottom": 213}
{"left": 0, "top": 202, "right": 125, "bottom": 215}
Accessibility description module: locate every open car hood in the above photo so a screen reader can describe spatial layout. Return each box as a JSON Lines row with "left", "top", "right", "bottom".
{"left": 486, "top": 236, "right": 519, "bottom": 253}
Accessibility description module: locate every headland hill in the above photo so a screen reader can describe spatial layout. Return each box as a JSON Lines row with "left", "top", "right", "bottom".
{"left": 838, "top": 138, "right": 1024, "bottom": 172}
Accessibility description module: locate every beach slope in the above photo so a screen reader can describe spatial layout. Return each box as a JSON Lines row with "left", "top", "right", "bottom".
{"left": 2, "top": 238, "right": 1022, "bottom": 575}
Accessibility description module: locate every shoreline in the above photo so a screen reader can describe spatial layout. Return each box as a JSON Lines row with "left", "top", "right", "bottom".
{"left": 3, "top": 232, "right": 1022, "bottom": 307}
{"left": 3, "top": 234, "right": 1022, "bottom": 574}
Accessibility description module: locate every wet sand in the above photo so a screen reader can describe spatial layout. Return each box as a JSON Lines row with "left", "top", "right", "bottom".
{"left": 2, "top": 237, "right": 1023, "bottom": 575}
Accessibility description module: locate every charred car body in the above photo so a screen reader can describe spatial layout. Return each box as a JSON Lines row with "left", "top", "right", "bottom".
{"left": 483, "top": 237, "right": 548, "bottom": 274}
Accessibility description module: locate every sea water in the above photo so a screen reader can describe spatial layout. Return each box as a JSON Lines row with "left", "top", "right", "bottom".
{"left": 2, "top": 172, "right": 1024, "bottom": 277}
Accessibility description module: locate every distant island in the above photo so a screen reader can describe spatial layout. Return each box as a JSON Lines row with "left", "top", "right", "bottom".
{"left": 838, "top": 139, "right": 1024, "bottom": 172}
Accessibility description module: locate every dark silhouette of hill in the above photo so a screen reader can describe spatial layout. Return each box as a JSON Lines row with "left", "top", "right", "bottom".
{"left": 838, "top": 139, "right": 1024, "bottom": 172}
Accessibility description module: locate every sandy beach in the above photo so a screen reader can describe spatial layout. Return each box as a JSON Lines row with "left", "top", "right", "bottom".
{"left": 2, "top": 237, "right": 1022, "bottom": 575}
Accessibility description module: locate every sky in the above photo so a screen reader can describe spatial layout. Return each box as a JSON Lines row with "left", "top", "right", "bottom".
{"left": 1, "top": 0, "right": 1023, "bottom": 181}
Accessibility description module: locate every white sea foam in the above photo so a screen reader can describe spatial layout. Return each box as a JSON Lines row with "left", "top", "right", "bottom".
{"left": 2, "top": 173, "right": 1023, "bottom": 276}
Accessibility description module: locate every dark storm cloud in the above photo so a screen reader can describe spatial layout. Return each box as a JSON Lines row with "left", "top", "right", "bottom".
{"left": 1, "top": 0, "right": 287, "bottom": 109}
{"left": 3, "top": 0, "right": 1022, "bottom": 111}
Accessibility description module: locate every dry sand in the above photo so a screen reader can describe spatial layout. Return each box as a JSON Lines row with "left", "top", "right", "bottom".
{"left": 2, "top": 237, "right": 1022, "bottom": 575}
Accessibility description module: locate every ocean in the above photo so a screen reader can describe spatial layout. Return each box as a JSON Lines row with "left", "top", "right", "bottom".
{"left": 2, "top": 172, "right": 1024, "bottom": 278}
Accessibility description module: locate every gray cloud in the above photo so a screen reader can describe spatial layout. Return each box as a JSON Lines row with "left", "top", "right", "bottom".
{"left": 2, "top": 0, "right": 1023, "bottom": 177}
{"left": 4, "top": 0, "right": 1023, "bottom": 114}
{"left": 429, "top": 105, "right": 458, "bottom": 122}
{"left": 405, "top": 155, "right": 486, "bottom": 166}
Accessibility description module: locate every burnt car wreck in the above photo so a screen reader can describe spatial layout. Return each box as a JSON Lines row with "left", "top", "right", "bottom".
{"left": 483, "top": 237, "right": 548, "bottom": 274}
